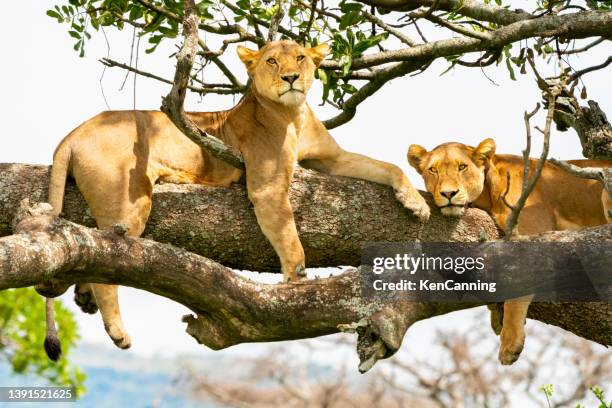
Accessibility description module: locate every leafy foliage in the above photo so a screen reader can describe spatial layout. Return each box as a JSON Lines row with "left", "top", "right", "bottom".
{"left": 0, "top": 288, "right": 85, "bottom": 395}
{"left": 46, "top": 0, "right": 611, "bottom": 123}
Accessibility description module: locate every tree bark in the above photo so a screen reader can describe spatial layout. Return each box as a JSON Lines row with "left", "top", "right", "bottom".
{"left": 1, "top": 203, "right": 610, "bottom": 373}
{"left": 0, "top": 164, "right": 499, "bottom": 271}
{"left": 553, "top": 96, "right": 612, "bottom": 161}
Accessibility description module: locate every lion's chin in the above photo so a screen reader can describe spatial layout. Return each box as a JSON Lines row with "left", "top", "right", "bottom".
{"left": 440, "top": 205, "right": 465, "bottom": 217}
{"left": 278, "top": 90, "right": 306, "bottom": 106}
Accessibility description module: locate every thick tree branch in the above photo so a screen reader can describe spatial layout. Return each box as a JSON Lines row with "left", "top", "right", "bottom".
{"left": 323, "top": 59, "right": 429, "bottom": 128}
{"left": 1, "top": 203, "right": 610, "bottom": 373}
{"left": 357, "top": 0, "right": 534, "bottom": 25}
{"left": 0, "top": 164, "right": 498, "bottom": 271}
{"left": 321, "top": 11, "right": 612, "bottom": 70}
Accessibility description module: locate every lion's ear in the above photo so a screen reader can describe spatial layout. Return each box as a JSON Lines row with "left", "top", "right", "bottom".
{"left": 307, "top": 43, "right": 331, "bottom": 67}
{"left": 472, "top": 138, "right": 496, "bottom": 164}
{"left": 237, "top": 46, "right": 260, "bottom": 70}
{"left": 408, "top": 144, "right": 428, "bottom": 174}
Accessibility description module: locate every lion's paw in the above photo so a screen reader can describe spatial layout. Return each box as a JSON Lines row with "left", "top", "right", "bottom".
{"left": 105, "top": 324, "right": 132, "bottom": 350}
{"left": 395, "top": 188, "right": 431, "bottom": 221}
{"left": 498, "top": 328, "right": 525, "bottom": 365}
{"left": 74, "top": 285, "right": 99, "bottom": 314}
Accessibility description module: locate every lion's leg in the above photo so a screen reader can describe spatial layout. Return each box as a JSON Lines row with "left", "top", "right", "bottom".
{"left": 242, "top": 148, "right": 305, "bottom": 282}
{"left": 602, "top": 188, "right": 611, "bottom": 223}
{"left": 302, "top": 151, "right": 430, "bottom": 221}
{"left": 89, "top": 193, "right": 151, "bottom": 349}
{"left": 248, "top": 186, "right": 305, "bottom": 282}
{"left": 498, "top": 295, "right": 533, "bottom": 365}
{"left": 72, "top": 162, "right": 154, "bottom": 349}
{"left": 487, "top": 303, "right": 504, "bottom": 335}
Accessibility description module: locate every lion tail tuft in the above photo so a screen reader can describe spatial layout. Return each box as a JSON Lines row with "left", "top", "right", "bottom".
{"left": 44, "top": 298, "right": 62, "bottom": 362}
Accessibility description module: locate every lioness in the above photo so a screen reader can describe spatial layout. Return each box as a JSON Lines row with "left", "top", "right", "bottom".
{"left": 407, "top": 138, "right": 609, "bottom": 364}
{"left": 41, "top": 40, "right": 429, "bottom": 358}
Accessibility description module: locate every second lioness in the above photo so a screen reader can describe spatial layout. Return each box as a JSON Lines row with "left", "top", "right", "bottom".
{"left": 408, "top": 138, "right": 609, "bottom": 365}
{"left": 43, "top": 40, "right": 429, "bottom": 353}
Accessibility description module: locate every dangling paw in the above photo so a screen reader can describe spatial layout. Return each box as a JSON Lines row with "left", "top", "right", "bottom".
{"left": 74, "top": 285, "right": 99, "bottom": 314}
{"left": 498, "top": 326, "right": 525, "bottom": 365}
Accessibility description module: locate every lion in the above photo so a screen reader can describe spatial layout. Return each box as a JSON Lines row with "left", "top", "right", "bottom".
{"left": 407, "top": 138, "right": 609, "bottom": 365}
{"left": 40, "top": 40, "right": 430, "bottom": 360}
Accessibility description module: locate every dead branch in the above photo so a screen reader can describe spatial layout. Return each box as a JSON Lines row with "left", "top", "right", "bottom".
{"left": 549, "top": 158, "right": 612, "bottom": 198}
{"left": 552, "top": 96, "right": 612, "bottom": 161}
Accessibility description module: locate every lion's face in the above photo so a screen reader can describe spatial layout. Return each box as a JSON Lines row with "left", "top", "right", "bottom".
{"left": 408, "top": 139, "right": 496, "bottom": 217}
{"left": 237, "top": 41, "right": 330, "bottom": 107}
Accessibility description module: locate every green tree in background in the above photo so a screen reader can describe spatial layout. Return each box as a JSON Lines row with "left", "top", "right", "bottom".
{"left": 0, "top": 289, "right": 85, "bottom": 394}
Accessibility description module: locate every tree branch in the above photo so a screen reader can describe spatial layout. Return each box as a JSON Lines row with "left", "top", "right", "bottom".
{"left": 321, "top": 10, "right": 612, "bottom": 70}
{"left": 357, "top": 0, "right": 534, "bottom": 25}
{"left": 0, "top": 164, "right": 498, "bottom": 271}
{"left": 549, "top": 158, "right": 612, "bottom": 197}
{"left": 160, "top": 0, "right": 245, "bottom": 170}
{"left": 323, "top": 59, "right": 429, "bottom": 128}
{"left": 100, "top": 58, "right": 244, "bottom": 95}
{"left": 2, "top": 202, "right": 610, "bottom": 373}
{"left": 551, "top": 95, "right": 612, "bottom": 160}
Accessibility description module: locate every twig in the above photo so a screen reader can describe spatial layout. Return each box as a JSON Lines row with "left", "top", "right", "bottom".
{"left": 100, "top": 58, "right": 244, "bottom": 95}
{"left": 410, "top": 0, "right": 440, "bottom": 20}
{"left": 160, "top": 0, "right": 245, "bottom": 169}
{"left": 568, "top": 55, "right": 612, "bottom": 82}
{"left": 362, "top": 10, "right": 417, "bottom": 46}
{"left": 560, "top": 37, "right": 605, "bottom": 55}
{"left": 549, "top": 158, "right": 612, "bottom": 196}
{"left": 268, "top": 0, "right": 286, "bottom": 41}
{"left": 299, "top": 0, "right": 318, "bottom": 44}
{"left": 503, "top": 84, "right": 559, "bottom": 237}
{"left": 425, "top": 14, "right": 492, "bottom": 41}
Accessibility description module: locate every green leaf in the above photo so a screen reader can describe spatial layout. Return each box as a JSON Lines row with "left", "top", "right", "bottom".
{"left": 46, "top": 10, "right": 63, "bottom": 21}
{"left": 505, "top": 57, "right": 516, "bottom": 80}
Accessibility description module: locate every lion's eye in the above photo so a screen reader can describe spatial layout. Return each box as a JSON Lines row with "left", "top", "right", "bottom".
{"left": 458, "top": 164, "right": 468, "bottom": 171}
{"left": 296, "top": 55, "right": 305, "bottom": 62}
{"left": 429, "top": 167, "right": 438, "bottom": 174}
{"left": 267, "top": 58, "right": 277, "bottom": 65}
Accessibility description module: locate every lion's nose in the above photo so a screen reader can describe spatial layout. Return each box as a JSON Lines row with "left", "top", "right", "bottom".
{"left": 441, "top": 190, "right": 458, "bottom": 199}
{"left": 281, "top": 73, "right": 300, "bottom": 84}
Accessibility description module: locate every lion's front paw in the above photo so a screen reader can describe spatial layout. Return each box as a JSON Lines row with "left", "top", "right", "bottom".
{"left": 283, "top": 265, "right": 307, "bottom": 283}
{"left": 395, "top": 188, "right": 430, "bottom": 221}
{"left": 498, "top": 327, "right": 525, "bottom": 365}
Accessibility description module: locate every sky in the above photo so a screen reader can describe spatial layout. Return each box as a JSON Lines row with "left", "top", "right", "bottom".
{"left": 0, "top": 1, "right": 611, "bottom": 364}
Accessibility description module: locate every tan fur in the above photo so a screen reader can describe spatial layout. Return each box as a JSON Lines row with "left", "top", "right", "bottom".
{"left": 48, "top": 40, "right": 429, "bottom": 349}
{"left": 408, "top": 138, "right": 610, "bottom": 364}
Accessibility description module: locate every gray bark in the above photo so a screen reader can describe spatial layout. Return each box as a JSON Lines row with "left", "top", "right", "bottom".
{"left": 553, "top": 97, "right": 612, "bottom": 161}
{"left": 0, "top": 164, "right": 499, "bottom": 271}
{"left": 1, "top": 203, "right": 610, "bottom": 373}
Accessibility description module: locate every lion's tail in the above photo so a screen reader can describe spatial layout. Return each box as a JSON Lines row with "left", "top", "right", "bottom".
{"left": 44, "top": 297, "right": 61, "bottom": 361}
{"left": 44, "top": 144, "right": 71, "bottom": 362}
